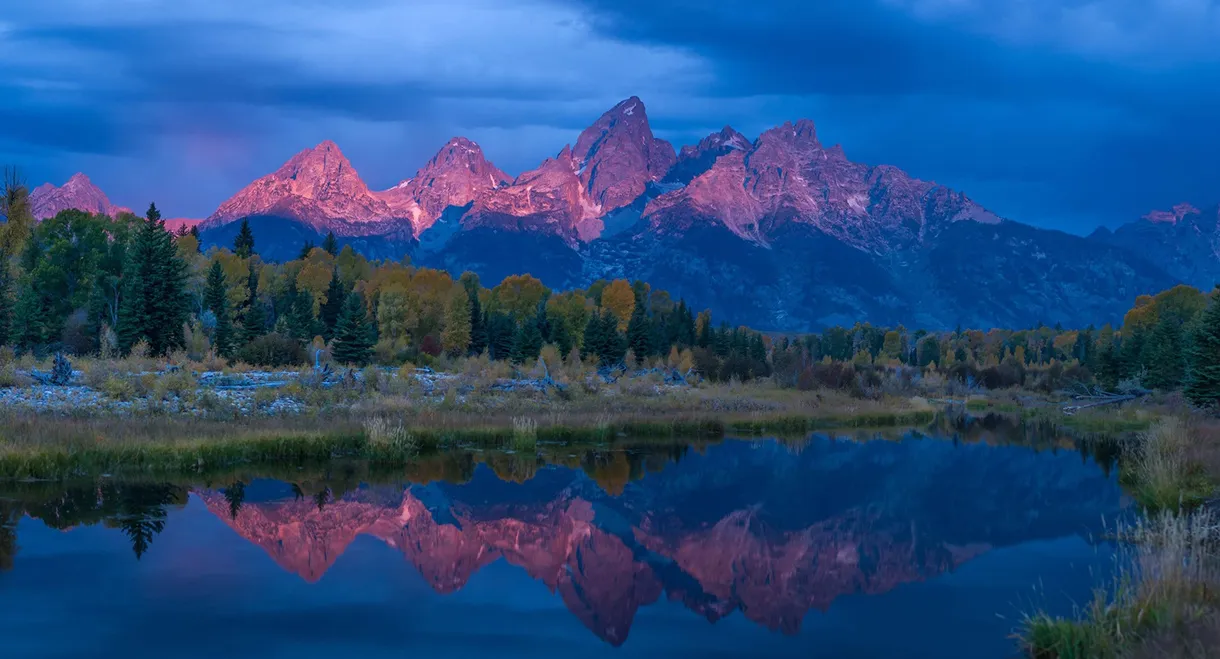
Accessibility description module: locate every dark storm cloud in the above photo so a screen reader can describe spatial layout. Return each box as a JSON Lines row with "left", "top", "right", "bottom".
{"left": 0, "top": 0, "right": 1217, "bottom": 228}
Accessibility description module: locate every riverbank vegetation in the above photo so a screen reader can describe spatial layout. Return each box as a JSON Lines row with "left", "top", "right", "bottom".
{"left": 1021, "top": 417, "right": 1220, "bottom": 658}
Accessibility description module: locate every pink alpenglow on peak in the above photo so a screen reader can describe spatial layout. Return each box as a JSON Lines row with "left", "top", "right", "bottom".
{"left": 377, "top": 137, "right": 510, "bottom": 234}
{"left": 1143, "top": 203, "right": 1201, "bottom": 224}
{"left": 29, "top": 173, "right": 133, "bottom": 220}
{"left": 572, "top": 96, "right": 676, "bottom": 214}
{"left": 204, "top": 140, "right": 400, "bottom": 236}
{"left": 643, "top": 117, "right": 1000, "bottom": 251}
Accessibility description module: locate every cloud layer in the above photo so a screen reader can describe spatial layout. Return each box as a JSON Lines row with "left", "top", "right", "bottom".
{"left": 2, "top": 0, "right": 1217, "bottom": 231}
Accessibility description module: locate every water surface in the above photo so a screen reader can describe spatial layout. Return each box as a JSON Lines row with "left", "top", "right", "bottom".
{"left": 0, "top": 424, "right": 1126, "bottom": 658}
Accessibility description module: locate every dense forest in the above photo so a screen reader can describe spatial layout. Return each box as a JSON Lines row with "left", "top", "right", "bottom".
{"left": 3, "top": 182, "right": 1220, "bottom": 405}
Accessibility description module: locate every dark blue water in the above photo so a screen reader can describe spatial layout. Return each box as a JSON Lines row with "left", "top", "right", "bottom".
{"left": 0, "top": 431, "right": 1126, "bottom": 658}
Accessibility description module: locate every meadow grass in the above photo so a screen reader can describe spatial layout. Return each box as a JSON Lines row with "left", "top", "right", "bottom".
{"left": 0, "top": 385, "right": 941, "bottom": 480}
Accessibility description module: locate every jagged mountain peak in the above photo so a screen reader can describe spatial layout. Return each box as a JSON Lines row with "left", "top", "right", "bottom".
{"left": 29, "top": 172, "right": 132, "bottom": 220}
{"left": 378, "top": 137, "right": 511, "bottom": 234}
{"left": 204, "top": 140, "right": 397, "bottom": 235}
{"left": 570, "top": 97, "right": 676, "bottom": 214}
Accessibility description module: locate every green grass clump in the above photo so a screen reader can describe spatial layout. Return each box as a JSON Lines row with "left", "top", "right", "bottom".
{"left": 1020, "top": 508, "right": 1220, "bottom": 659}
{"left": 1021, "top": 593, "right": 1125, "bottom": 659}
{"left": 510, "top": 417, "right": 538, "bottom": 452}
{"left": 1120, "top": 417, "right": 1217, "bottom": 513}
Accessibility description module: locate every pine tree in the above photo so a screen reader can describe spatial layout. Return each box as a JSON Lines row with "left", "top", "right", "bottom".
{"left": 626, "top": 303, "right": 652, "bottom": 359}
{"left": 281, "top": 282, "right": 316, "bottom": 343}
{"left": 233, "top": 219, "right": 255, "bottom": 259}
{"left": 1145, "top": 313, "right": 1185, "bottom": 390}
{"left": 318, "top": 269, "right": 346, "bottom": 341}
{"left": 467, "top": 285, "right": 487, "bottom": 355}
{"left": 511, "top": 315, "right": 543, "bottom": 364}
{"left": 117, "top": 204, "right": 188, "bottom": 356}
{"left": 322, "top": 231, "right": 338, "bottom": 256}
{"left": 601, "top": 312, "right": 626, "bottom": 365}
{"left": 1186, "top": 296, "right": 1220, "bottom": 407}
{"left": 582, "top": 312, "right": 604, "bottom": 362}
{"left": 486, "top": 311, "right": 515, "bottom": 361}
{"left": 239, "top": 266, "right": 266, "bottom": 344}
{"left": 0, "top": 268, "right": 11, "bottom": 347}
{"left": 204, "top": 260, "right": 234, "bottom": 356}
{"left": 298, "top": 240, "right": 315, "bottom": 260}
{"left": 331, "top": 292, "right": 373, "bottom": 365}
{"left": 550, "top": 313, "right": 573, "bottom": 356}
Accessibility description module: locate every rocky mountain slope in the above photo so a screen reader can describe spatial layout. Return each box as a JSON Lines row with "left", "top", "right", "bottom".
{"left": 1091, "top": 203, "right": 1220, "bottom": 291}
{"left": 32, "top": 95, "right": 1197, "bottom": 330}
{"left": 29, "top": 173, "right": 132, "bottom": 220}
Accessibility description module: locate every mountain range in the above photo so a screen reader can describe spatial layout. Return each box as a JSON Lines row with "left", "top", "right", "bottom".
{"left": 29, "top": 97, "right": 1216, "bottom": 330}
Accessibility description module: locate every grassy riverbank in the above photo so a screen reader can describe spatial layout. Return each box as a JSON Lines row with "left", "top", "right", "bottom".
{"left": 1020, "top": 417, "right": 1220, "bottom": 658}
{"left": 0, "top": 383, "right": 939, "bottom": 480}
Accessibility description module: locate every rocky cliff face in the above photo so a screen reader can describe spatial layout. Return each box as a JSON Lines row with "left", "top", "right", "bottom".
{"left": 29, "top": 173, "right": 133, "bottom": 220}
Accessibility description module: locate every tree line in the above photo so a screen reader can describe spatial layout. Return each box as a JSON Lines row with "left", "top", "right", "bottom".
{"left": 3, "top": 175, "right": 1220, "bottom": 405}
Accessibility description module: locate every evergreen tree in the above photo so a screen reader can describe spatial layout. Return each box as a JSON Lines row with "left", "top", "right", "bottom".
{"left": 240, "top": 267, "right": 267, "bottom": 345}
{"left": 601, "top": 312, "right": 627, "bottom": 365}
{"left": 485, "top": 311, "right": 515, "bottom": 361}
{"left": 1145, "top": 313, "right": 1185, "bottom": 390}
{"left": 1186, "top": 295, "right": 1220, "bottom": 407}
{"left": 204, "top": 260, "right": 234, "bottom": 356}
{"left": 551, "top": 313, "right": 573, "bottom": 356}
{"left": 280, "top": 281, "right": 316, "bottom": 342}
{"left": 322, "top": 231, "right": 339, "bottom": 256}
{"left": 582, "top": 312, "right": 604, "bottom": 362}
{"left": 510, "top": 315, "right": 543, "bottom": 364}
{"left": 331, "top": 292, "right": 373, "bottom": 365}
{"left": 298, "top": 240, "right": 315, "bottom": 260}
{"left": 463, "top": 274, "right": 487, "bottom": 356}
{"left": 233, "top": 219, "right": 255, "bottom": 259}
{"left": 318, "top": 269, "right": 346, "bottom": 341}
{"left": 117, "top": 204, "right": 188, "bottom": 355}
{"left": 0, "top": 268, "right": 11, "bottom": 347}
{"left": 626, "top": 303, "right": 653, "bottom": 359}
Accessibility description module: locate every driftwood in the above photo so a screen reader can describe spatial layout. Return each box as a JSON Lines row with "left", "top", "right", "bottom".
{"left": 27, "top": 353, "right": 75, "bottom": 386}
{"left": 1062, "top": 383, "right": 1151, "bottom": 415}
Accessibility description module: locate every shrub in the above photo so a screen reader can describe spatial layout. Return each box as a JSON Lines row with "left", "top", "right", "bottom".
{"left": 236, "top": 333, "right": 306, "bottom": 368}
{"left": 101, "top": 376, "right": 137, "bottom": 401}
{"left": 0, "top": 363, "right": 30, "bottom": 388}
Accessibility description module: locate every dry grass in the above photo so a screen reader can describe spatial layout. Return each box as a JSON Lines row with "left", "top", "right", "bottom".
{"left": 1021, "top": 510, "right": 1220, "bottom": 659}
{"left": 1122, "top": 417, "right": 1215, "bottom": 512}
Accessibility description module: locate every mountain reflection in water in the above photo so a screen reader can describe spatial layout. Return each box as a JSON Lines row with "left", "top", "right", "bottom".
{"left": 0, "top": 422, "right": 1125, "bottom": 658}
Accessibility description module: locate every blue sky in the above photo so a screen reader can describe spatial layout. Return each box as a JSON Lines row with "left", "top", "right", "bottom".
{"left": 2, "top": 0, "right": 1218, "bottom": 231}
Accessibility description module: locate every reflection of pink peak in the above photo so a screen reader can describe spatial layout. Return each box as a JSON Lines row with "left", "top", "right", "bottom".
{"left": 635, "top": 508, "right": 989, "bottom": 634}
{"left": 29, "top": 172, "right": 133, "bottom": 220}
{"left": 198, "top": 493, "right": 391, "bottom": 583}
{"left": 197, "top": 488, "right": 990, "bottom": 645}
